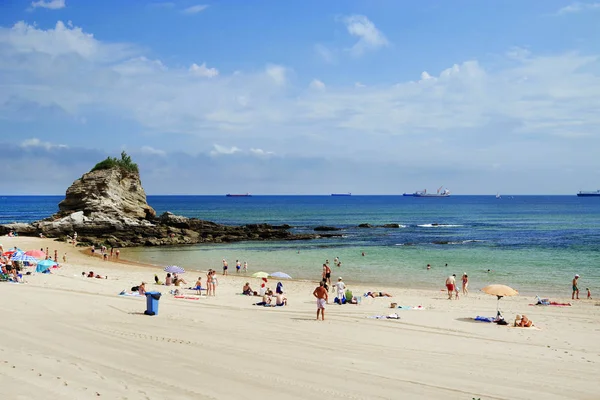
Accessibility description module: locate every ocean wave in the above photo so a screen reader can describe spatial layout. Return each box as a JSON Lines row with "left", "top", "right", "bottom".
{"left": 417, "top": 223, "right": 464, "bottom": 228}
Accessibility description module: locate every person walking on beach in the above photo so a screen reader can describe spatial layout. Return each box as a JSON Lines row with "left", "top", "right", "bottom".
{"left": 572, "top": 274, "right": 580, "bottom": 300}
{"left": 313, "top": 281, "right": 328, "bottom": 320}
{"left": 445, "top": 274, "right": 456, "bottom": 300}
{"left": 322, "top": 263, "right": 331, "bottom": 288}
{"left": 462, "top": 273, "right": 469, "bottom": 296}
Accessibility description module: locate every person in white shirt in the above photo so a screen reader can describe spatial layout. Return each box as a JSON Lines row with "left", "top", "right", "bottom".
{"left": 335, "top": 277, "right": 346, "bottom": 305}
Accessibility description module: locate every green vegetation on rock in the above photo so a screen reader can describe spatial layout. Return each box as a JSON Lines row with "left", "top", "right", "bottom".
{"left": 91, "top": 151, "right": 139, "bottom": 174}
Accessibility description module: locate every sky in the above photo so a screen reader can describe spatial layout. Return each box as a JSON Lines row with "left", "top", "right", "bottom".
{"left": 1, "top": 0, "right": 599, "bottom": 195}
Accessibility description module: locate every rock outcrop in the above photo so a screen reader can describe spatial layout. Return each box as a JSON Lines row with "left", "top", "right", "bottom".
{"left": 0, "top": 156, "right": 337, "bottom": 247}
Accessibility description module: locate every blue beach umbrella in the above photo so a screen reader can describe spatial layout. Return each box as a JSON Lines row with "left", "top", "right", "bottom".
{"left": 270, "top": 272, "right": 292, "bottom": 279}
{"left": 36, "top": 259, "right": 56, "bottom": 273}
{"left": 164, "top": 265, "right": 185, "bottom": 274}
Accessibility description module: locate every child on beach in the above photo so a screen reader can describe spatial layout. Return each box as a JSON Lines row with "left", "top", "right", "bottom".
{"left": 454, "top": 284, "right": 460, "bottom": 300}
{"left": 587, "top": 288, "right": 592, "bottom": 299}
{"left": 243, "top": 261, "right": 248, "bottom": 273}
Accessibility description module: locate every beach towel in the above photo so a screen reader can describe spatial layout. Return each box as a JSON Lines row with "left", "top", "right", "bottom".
{"left": 174, "top": 296, "right": 200, "bottom": 300}
{"left": 474, "top": 316, "right": 495, "bottom": 323}
{"left": 397, "top": 305, "right": 425, "bottom": 310}
{"left": 119, "top": 291, "right": 141, "bottom": 296}
{"left": 368, "top": 313, "right": 400, "bottom": 319}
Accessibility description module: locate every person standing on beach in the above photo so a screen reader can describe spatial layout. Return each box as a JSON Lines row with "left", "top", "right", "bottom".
{"left": 445, "top": 274, "right": 456, "bottom": 300}
{"left": 313, "top": 281, "right": 328, "bottom": 320}
{"left": 222, "top": 259, "right": 228, "bottom": 275}
{"left": 323, "top": 263, "right": 332, "bottom": 289}
{"left": 572, "top": 274, "right": 580, "bottom": 300}
{"left": 236, "top": 260, "right": 241, "bottom": 273}
{"left": 462, "top": 273, "right": 469, "bottom": 295}
{"left": 243, "top": 261, "right": 248, "bottom": 273}
{"left": 335, "top": 277, "right": 346, "bottom": 305}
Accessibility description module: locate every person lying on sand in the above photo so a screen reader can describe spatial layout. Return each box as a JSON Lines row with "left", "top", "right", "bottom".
{"left": 366, "top": 291, "right": 392, "bottom": 298}
{"left": 86, "top": 271, "right": 106, "bottom": 279}
{"left": 514, "top": 314, "right": 533, "bottom": 327}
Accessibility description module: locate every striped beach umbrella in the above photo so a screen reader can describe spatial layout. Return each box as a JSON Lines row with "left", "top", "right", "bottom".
{"left": 11, "top": 254, "right": 39, "bottom": 263}
{"left": 164, "top": 265, "right": 185, "bottom": 274}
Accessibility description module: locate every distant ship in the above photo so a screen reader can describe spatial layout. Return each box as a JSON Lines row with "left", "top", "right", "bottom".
{"left": 577, "top": 190, "right": 600, "bottom": 197}
{"left": 403, "top": 186, "right": 451, "bottom": 197}
{"left": 225, "top": 193, "right": 252, "bottom": 197}
{"left": 331, "top": 193, "right": 351, "bottom": 196}
{"left": 496, "top": 193, "right": 501, "bottom": 199}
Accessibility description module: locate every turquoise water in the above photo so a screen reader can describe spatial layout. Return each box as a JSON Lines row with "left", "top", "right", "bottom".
{"left": 2, "top": 195, "right": 598, "bottom": 295}
{"left": 118, "top": 195, "right": 600, "bottom": 296}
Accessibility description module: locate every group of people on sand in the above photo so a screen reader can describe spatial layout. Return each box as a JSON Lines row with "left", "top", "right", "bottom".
{"left": 445, "top": 273, "right": 469, "bottom": 300}
{"left": 90, "top": 244, "right": 120, "bottom": 261}
{"left": 321, "top": 257, "right": 342, "bottom": 292}
{"left": 222, "top": 258, "right": 248, "bottom": 275}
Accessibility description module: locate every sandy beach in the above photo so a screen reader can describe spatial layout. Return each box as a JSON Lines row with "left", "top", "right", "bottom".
{"left": 2, "top": 236, "right": 599, "bottom": 400}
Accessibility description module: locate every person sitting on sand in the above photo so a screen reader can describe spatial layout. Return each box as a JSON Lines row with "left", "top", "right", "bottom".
{"left": 275, "top": 293, "right": 287, "bottom": 306}
{"left": 242, "top": 282, "right": 253, "bottom": 296}
{"left": 165, "top": 273, "right": 172, "bottom": 286}
{"left": 138, "top": 282, "right": 147, "bottom": 296}
{"left": 154, "top": 274, "right": 162, "bottom": 285}
{"left": 514, "top": 314, "right": 533, "bottom": 327}
{"left": 87, "top": 271, "right": 95, "bottom": 278}
{"left": 366, "top": 291, "right": 393, "bottom": 298}
{"left": 254, "top": 292, "right": 272, "bottom": 306}
{"left": 173, "top": 273, "right": 187, "bottom": 287}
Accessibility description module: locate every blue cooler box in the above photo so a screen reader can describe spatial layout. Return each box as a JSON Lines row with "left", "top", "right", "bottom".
{"left": 144, "top": 291, "right": 162, "bottom": 315}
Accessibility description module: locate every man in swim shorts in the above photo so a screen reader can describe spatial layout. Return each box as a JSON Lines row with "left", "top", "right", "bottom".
{"left": 572, "top": 274, "right": 580, "bottom": 300}
{"left": 445, "top": 274, "right": 456, "bottom": 300}
{"left": 313, "top": 281, "right": 328, "bottom": 320}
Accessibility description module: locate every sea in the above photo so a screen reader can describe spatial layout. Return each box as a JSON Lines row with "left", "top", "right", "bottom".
{"left": 1, "top": 195, "right": 599, "bottom": 296}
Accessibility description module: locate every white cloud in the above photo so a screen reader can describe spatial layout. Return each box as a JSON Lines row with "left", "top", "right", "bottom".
{"left": 557, "top": 2, "right": 600, "bottom": 14}
{"left": 1, "top": 20, "right": 600, "bottom": 189}
{"left": 139, "top": 146, "right": 166, "bottom": 156}
{"left": 342, "top": 15, "right": 389, "bottom": 56}
{"left": 249, "top": 148, "right": 274, "bottom": 157}
{"left": 309, "top": 79, "right": 325, "bottom": 90}
{"left": 265, "top": 64, "right": 287, "bottom": 85}
{"left": 183, "top": 4, "right": 209, "bottom": 14}
{"left": 314, "top": 44, "right": 335, "bottom": 63}
{"left": 30, "top": 0, "right": 65, "bottom": 10}
{"left": 21, "top": 138, "right": 68, "bottom": 150}
{"left": 189, "top": 62, "right": 219, "bottom": 78}
{"left": 355, "top": 82, "right": 366, "bottom": 88}
{"left": 210, "top": 144, "right": 241, "bottom": 156}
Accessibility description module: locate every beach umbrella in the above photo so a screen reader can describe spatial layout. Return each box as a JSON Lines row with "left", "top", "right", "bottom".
{"left": 25, "top": 249, "right": 47, "bottom": 259}
{"left": 270, "top": 272, "right": 292, "bottom": 279}
{"left": 3, "top": 250, "right": 15, "bottom": 257}
{"left": 251, "top": 271, "right": 269, "bottom": 279}
{"left": 10, "top": 253, "right": 39, "bottom": 263}
{"left": 164, "top": 265, "right": 185, "bottom": 274}
{"left": 36, "top": 259, "right": 56, "bottom": 273}
{"left": 482, "top": 284, "right": 519, "bottom": 316}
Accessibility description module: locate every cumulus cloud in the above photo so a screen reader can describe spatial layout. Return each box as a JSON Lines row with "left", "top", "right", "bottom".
{"left": 21, "top": 138, "right": 68, "bottom": 150}
{"left": 557, "top": 2, "right": 600, "bottom": 14}
{"left": 210, "top": 144, "right": 242, "bottom": 156}
{"left": 249, "top": 148, "right": 274, "bottom": 157}
{"left": 265, "top": 64, "right": 287, "bottom": 86}
{"left": 314, "top": 44, "right": 335, "bottom": 63}
{"left": 183, "top": 4, "right": 209, "bottom": 14}
{"left": 1, "top": 20, "right": 600, "bottom": 194}
{"left": 139, "top": 146, "right": 166, "bottom": 156}
{"left": 189, "top": 62, "right": 219, "bottom": 78}
{"left": 309, "top": 79, "right": 325, "bottom": 90}
{"left": 342, "top": 15, "right": 389, "bottom": 56}
{"left": 30, "top": 0, "right": 66, "bottom": 10}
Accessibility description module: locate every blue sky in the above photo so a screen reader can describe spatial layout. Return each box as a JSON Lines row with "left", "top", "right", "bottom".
{"left": 1, "top": 0, "right": 599, "bottom": 194}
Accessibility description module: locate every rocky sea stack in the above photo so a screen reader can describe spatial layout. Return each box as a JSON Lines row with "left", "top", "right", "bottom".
{"left": 0, "top": 152, "right": 331, "bottom": 246}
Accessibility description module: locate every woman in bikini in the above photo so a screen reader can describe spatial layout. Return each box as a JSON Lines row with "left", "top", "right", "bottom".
{"left": 367, "top": 291, "right": 392, "bottom": 298}
{"left": 462, "top": 273, "right": 469, "bottom": 295}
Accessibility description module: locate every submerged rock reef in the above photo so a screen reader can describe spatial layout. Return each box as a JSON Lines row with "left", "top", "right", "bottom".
{"left": 0, "top": 153, "right": 336, "bottom": 247}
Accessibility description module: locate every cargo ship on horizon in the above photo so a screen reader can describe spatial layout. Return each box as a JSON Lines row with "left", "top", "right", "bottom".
{"left": 225, "top": 193, "right": 252, "bottom": 197}
{"left": 577, "top": 190, "right": 600, "bottom": 197}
